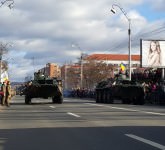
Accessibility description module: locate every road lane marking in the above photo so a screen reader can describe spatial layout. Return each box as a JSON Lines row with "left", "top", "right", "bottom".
{"left": 141, "top": 111, "right": 165, "bottom": 116}
{"left": 49, "top": 106, "right": 56, "bottom": 109}
{"left": 67, "top": 112, "right": 80, "bottom": 118}
{"left": 125, "top": 134, "right": 165, "bottom": 150}
{"left": 84, "top": 103, "right": 104, "bottom": 107}
{"left": 64, "top": 100, "right": 70, "bottom": 102}
{"left": 85, "top": 103, "right": 138, "bottom": 111}
{"left": 0, "top": 138, "right": 7, "bottom": 144}
{"left": 108, "top": 106, "right": 165, "bottom": 116}
{"left": 109, "top": 106, "right": 138, "bottom": 112}
{"left": 85, "top": 103, "right": 165, "bottom": 116}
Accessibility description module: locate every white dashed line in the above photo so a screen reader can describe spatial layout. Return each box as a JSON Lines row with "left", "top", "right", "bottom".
{"left": 49, "top": 106, "right": 56, "bottom": 109}
{"left": 140, "top": 111, "right": 165, "bottom": 116}
{"left": 109, "top": 106, "right": 138, "bottom": 112}
{"left": 67, "top": 112, "right": 80, "bottom": 118}
{"left": 84, "top": 103, "right": 104, "bottom": 107}
{"left": 125, "top": 134, "right": 165, "bottom": 150}
{"left": 85, "top": 103, "right": 165, "bottom": 116}
{"left": 0, "top": 138, "right": 7, "bottom": 144}
{"left": 108, "top": 106, "right": 165, "bottom": 116}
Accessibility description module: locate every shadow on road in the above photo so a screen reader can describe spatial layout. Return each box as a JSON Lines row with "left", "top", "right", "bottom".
{"left": 0, "top": 126, "right": 165, "bottom": 150}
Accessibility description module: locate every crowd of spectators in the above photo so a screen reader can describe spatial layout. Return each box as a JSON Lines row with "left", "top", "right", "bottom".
{"left": 142, "top": 81, "right": 165, "bottom": 105}
{"left": 132, "top": 69, "right": 162, "bottom": 83}
{"left": 127, "top": 69, "right": 165, "bottom": 105}
{"left": 64, "top": 88, "right": 95, "bottom": 99}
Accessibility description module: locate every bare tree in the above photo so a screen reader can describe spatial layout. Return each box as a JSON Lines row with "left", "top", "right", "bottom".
{"left": 83, "top": 59, "right": 114, "bottom": 89}
{"left": 0, "top": 0, "right": 14, "bottom": 9}
{"left": 0, "top": 42, "right": 9, "bottom": 56}
{"left": 2, "top": 60, "right": 8, "bottom": 70}
{"left": 64, "top": 60, "right": 114, "bottom": 90}
{"left": 0, "top": 42, "right": 12, "bottom": 82}
{"left": 67, "top": 65, "right": 80, "bottom": 89}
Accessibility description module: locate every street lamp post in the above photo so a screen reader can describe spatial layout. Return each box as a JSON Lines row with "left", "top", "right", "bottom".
{"left": 71, "top": 43, "right": 84, "bottom": 89}
{"left": 111, "top": 4, "right": 132, "bottom": 81}
{"left": 80, "top": 52, "right": 83, "bottom": 89}
{"left": 64, "top": 63, "right": 68, "bottom": 90}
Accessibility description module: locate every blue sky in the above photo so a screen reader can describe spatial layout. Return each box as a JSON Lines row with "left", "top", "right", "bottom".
{"left": 135, "top": 4, "right": 165, "bottom": 22}
{"left": 0, "top": 0, "right": 165, "bottom": 82}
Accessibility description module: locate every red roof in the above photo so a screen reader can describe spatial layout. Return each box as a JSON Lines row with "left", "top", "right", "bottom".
{"left": 86, "top": 54, "right": 140, "bottom": 61}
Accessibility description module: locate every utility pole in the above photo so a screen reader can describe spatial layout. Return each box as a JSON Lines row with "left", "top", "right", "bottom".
{"left": 71, "top": 43, "right": 84, "bottom": 89}
{"left": 64, "top": 63, "right": 68, "bottom": 90}
{"left": 80, "top": 52, "right": 84, "bottom": 89}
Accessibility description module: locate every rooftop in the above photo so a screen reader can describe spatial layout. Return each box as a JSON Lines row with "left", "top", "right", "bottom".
{"left": 86, "top": 54, "right": 140, "bottom": 61}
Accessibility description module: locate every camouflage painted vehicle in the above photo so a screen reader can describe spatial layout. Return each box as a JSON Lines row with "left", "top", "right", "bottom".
{"left": 95, "top": 79, "right": 145, "bottom": 105}
{"left": 24, "top": 77, "right": 63, "bottom": 104}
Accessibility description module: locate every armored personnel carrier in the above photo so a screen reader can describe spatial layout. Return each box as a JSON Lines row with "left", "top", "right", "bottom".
{"left": 95, "top": 79, "right": 145, "bottom": 105}
{"left": 24, "top": 73, "right": 63, "bottom": 104}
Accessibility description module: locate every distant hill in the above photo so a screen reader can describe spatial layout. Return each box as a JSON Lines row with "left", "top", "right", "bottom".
{"left": 11, "top": 82, "right": 25, "bottom": 86}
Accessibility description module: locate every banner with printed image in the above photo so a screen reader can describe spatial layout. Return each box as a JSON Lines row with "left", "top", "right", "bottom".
{"left": 140, "top": 39, "right": 165, "bottom": 68}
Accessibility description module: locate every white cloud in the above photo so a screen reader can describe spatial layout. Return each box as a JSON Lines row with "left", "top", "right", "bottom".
{"left": 0, "top": 0, "right": 165, "bottom": 81}
{"left": 148, "top": 0, "right": 165, "bottom": 12}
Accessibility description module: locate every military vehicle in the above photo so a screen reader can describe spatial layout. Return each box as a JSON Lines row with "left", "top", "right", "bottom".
{"left": 24, "top": 72, "right": 63, "bottom": 104}
{"left": 95, "top": 79, "right": 145, "bottom": 105}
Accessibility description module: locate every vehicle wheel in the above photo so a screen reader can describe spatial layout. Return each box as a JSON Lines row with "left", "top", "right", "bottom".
{"left": 122, "top": 98, "right": 127, "bottom": 104}
{"left": 132, "top": 97, "right": 138, "bottom": 105}
{"left": 138, "top": 96, "right": 145, "bottom": 105}
{"left": 100, "top": 90, "right": 103, "bottom": 103}
{"left": 107, "top": 92, "right": 113, "bottom": 104}
{"left": 123, "top": 98, "right": 131, "bottom": 104}
{"left": 52, "top": 95, "right": 63, "bottom": 104}
{"left": 96, "top": 90, "right": 101, "bottom": 103}
{"left": 25, "top": 96, "right": 31, "bottom": 104}
{"left": 52, "top": 97, "right": 57, "bottom": 103}
{"left": 57, "top": 95, "right": 63, "bottom": 104}
{"left": 103, "top": 90, "right": 106, "bottom": 103}
{"left": 95, "top": 91, "right": 99, "bottom": 103}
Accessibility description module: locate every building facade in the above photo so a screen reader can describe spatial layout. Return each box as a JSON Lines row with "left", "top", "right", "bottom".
{"left": 39, "top": 63, "right": 61, "bottom": 78}
{"left": 87, "top": 54, "right": 140, "bottom": 74}
{"left": 87, "top": 54, "right": 140, "bottom": 67}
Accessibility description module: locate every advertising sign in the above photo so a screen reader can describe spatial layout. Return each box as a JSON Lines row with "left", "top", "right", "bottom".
{"left": 140, "top": 39, "right": 165, "bottom": 68}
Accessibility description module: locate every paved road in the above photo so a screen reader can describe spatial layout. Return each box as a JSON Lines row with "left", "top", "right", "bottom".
{"left": 0, "top": 96, "right": 165, "bottom": 150}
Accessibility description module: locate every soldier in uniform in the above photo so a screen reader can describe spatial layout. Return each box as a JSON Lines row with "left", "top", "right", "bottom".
{"left": 1, "top": 81, "right": 6, "bottom": 106}
{"left": 6, "top": 81, "right": 11, "bottom": 107}
{"left": 0, "top": 82, "right": 3, "bottom": 104}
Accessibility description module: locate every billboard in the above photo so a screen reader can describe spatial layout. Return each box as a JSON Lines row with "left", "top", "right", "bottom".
{"left": 140, "top": 39, "right": 165, "bottom": 68}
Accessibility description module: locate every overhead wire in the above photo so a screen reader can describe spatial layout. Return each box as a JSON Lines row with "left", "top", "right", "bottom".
{"left": 108, "top": 25, "right": 165, "bottom": 52}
